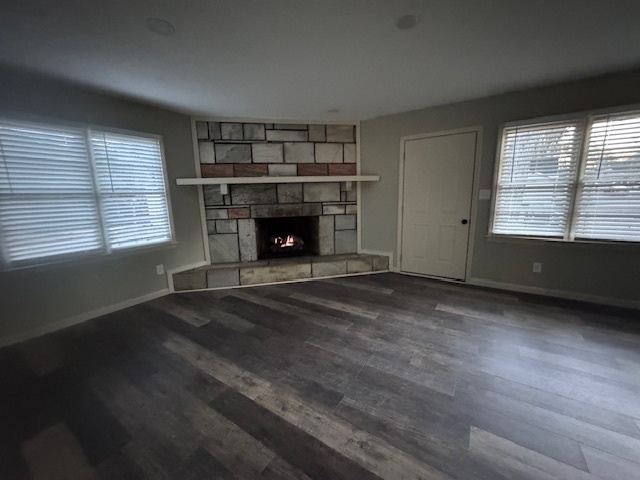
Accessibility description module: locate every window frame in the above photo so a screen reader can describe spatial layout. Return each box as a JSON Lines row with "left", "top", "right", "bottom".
{"left": 0, "top": 115, "right": 176, "bottom": 271}
{"left": 488, "top": 105, "right": 640, "bottom": 247}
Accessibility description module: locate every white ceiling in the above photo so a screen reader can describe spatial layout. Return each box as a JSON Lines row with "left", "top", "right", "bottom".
{"left": 2, "top": 0, "right": 640, "bottom": 121}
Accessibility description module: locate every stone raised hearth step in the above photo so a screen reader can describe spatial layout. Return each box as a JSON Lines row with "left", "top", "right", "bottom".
{"left": 175, "top": 175, "right": 380, "bottom": 186}
{"left": 172, "top": 254, "right": 390, "bottom": 291}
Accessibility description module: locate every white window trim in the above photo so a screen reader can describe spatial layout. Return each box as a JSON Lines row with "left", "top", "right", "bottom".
{"left": 0, "top": 115, "right": 177, "bottom": 271}
{"left": 488, "top": 104, "right": 640, "bottom": 247}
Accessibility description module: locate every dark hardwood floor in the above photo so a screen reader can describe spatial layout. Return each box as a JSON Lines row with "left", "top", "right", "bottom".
{"left": 1, "top": 273, "right": 640, "bottom": 479}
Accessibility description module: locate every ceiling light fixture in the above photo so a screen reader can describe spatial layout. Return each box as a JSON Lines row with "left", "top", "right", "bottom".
{"left": 396, "top": 14, "right": 417, "bottom": 30}
{"left": 146, "top": 17, "right": 175, "bottom": 36}
{"left": 327, "top": 108, "right": 340, "bottom": 114}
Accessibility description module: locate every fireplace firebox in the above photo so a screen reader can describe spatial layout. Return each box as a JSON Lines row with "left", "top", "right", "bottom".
{"left": 256, "top": 216, "right": 319, "bottom": 260}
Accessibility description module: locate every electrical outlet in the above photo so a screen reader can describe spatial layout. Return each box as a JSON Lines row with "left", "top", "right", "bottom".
{"left": 155, "top": 264, "right": 165, "bottom": 275}
{"left": 532, "top": 262, "right": 542, "bottom": 274}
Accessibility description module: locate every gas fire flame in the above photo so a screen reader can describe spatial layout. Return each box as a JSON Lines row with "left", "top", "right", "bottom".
{"left": 274, "top": 235, "right": 296, "bottom": 248}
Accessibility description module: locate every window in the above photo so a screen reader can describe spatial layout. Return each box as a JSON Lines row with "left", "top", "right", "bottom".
{"left": 575, "top": 113, "right": 640, "bottom": 241}
{"left": 0, "top": 119, "right": 172, "bottom": 268}
{"left": 491, "top": 109, "right": 640, "bottom": 243}
{"left": 91, "top": 132, "right": 172, "bottom": 250}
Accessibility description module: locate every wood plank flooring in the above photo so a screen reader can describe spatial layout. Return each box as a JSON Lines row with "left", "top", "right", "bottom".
{"left": 1, "top": 273, "right": 640, "bottom": 479}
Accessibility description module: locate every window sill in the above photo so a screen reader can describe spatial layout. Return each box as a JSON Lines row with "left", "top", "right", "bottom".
{"left": 485, "top": 234, "right": 640, "bottom": 250}
{"left": 107, "top": 241, "right": 179, "bottom": 259}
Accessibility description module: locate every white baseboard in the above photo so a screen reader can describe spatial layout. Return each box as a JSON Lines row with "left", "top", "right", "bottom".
{"left": 467, "top": 277, "right": 640, "bottom": 310}
{"left": 0, "top": 288, "right": 170, "bottom": 349}
{"left": 397, "top": 271, "right": 465, "bottom": 284}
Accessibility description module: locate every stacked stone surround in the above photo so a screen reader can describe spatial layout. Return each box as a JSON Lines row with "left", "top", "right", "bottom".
{"left": 195, "top": 121, "right": 357, "bottom": 177}
{"left": 194, "top": 121, "right": 360, "bottom": 264}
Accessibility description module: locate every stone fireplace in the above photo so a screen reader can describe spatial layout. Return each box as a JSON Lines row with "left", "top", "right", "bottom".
{"left": 196, "top": 122, "right": 360, "bottom": 265}
{"left": 171, "top": 120, "right": 389, "bottom": 291}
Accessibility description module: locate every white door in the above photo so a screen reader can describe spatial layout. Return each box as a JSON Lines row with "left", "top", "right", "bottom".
{"left": 400, "top": 131, "right": 476, "bottom": 280}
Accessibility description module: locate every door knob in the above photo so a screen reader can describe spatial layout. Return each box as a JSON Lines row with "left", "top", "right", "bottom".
{"left": 461, "top": 219, "right": 468, "bottom": 225}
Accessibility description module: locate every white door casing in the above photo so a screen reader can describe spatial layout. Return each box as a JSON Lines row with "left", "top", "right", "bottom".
{"left": 399, "top": 131, "right": 477, "bottom": 280}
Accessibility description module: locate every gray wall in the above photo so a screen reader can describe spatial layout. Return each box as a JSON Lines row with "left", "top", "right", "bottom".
{"left": 360, "top": 70, "right": 640, "bottom": 304}
{"left": 0, "top": 68, "right": 206, "bottom": 342}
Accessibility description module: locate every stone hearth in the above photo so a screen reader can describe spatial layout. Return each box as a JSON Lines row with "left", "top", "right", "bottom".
{"left": 172, "top": 254, "right": 390, "bottom": 291}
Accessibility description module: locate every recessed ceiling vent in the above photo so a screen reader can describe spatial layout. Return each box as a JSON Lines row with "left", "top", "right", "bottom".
{"left": 396, "top": 14, "right": 418, "bottom": 30}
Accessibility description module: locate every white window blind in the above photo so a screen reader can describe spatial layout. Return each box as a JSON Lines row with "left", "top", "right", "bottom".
{"left": 0, "top": 120, "right": 102, "bottom": 265}
{"left": 492, "top": 121, "right": 583, "bottom": 237}
{"left": 0, "top": 118, "right": 172, "bottom": 268}
{"left": 574, "top": 112, "right": 640, "bottom": 241}
{"left": 91, "top": 132, "right": 172, "bottom": 250}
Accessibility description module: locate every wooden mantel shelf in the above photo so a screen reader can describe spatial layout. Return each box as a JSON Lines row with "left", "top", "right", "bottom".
{"left": 175, "top": 175, "right": 380, "bottom": 186}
